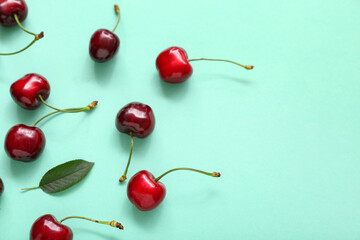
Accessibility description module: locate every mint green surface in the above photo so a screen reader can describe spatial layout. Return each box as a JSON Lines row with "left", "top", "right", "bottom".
{"left": 1, "top": 0, "right": 360, "bottom": 239}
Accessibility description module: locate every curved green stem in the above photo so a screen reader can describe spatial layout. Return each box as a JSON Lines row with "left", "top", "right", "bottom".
{"left": 59, "top": 216, "right": 124, "bottom": 230}
{"left": 33, "top": 101, "right": 98, "bottom": 127}
{"left": 187, "top": 58, "right": 254, "bottom": 70}
{"left": 21, "top": 186, "right": 40, "bottom": 191}
{"left": 0, "top": 15, "right": 44, "bottom": 56}
{"left": 38, "top": 95, "right": 87, "bottom": 113}
{"left": 0, "top": 38, "right": 37, "bottom": 55}
{"left": 119, "top": 132, "right": 133, "bottom": 182}
{"left": 14, "top": 14, "right": 37, "bottom": 36}
{"left": 154, "top": 168, "right": 221, "bottom": 182}
{"left": 112, "top": 5, "right": 121, "bottom": 32}
{"left": 33, "top": 110, "right": 60, "bottom": 127}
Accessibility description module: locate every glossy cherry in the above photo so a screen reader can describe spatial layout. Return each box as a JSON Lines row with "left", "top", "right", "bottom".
{"left": 116, "top": 102, "right": 155, "bottom": 182}
{"left": 156, "top": 46, "right": 254, "bottom": 83}
{"left": 30, "top": 214, "right": 123, "bottom": 240}
{"left": 0, "top": 0, "right": 28, "bottom": 27}
{"left": 4, "top": 124, "right": 45, "bottom": 162}
{"left": 89, "top": 5, "right": 120, "bottom": 63}
{"left": 0, "top": 178, "right": 4, "bottom": 196}
{"left": 156, "top": 47, "right": 193, "bottom": 83}
{"left": 30, "top": 215, "right": 72, "bottom": 240}
{"left": 127, "top": 168, "right": 221, "bottom": 211}
{"left": 10, "top": 73, "right": 50, "bottom": 110}
{"left": 116, "top": 102, "right": 155, "bottom": 139}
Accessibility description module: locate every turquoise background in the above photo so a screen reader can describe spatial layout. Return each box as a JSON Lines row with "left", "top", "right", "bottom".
{"left": 1, "top": 0, "right": 360, "bottom": 239}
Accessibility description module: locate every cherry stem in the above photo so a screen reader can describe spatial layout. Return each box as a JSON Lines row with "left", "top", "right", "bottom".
{"left": 187, "top": 58, "right": 254, "bottom": 70}
{"left": 38, "top": 95, "right": 94, "bottom": 113}
{"left": 32, "top": 100, "right": 98, "bottom": 127}
{"left": 59, "top": 216, "right": 124, "bottom": 230}
{"left": 119, "top": 132, "right": 133, "bottom": 182}
{"left": 0, "top": 14, "right": 44, "bottom": 56}
{"left": 112, "top": 5, "right": 121, "bottom": 32}
{"left": 20, "top": 186, "right": 40, "bottom": 191}
{"left": 0, "top": 38, "right": 37, "bottom": 55}
{"left": 14, "top": 14, "right": 37, "bottom": 36}
{"left": 154, "top": 168, "right": 221, "bottom": 182}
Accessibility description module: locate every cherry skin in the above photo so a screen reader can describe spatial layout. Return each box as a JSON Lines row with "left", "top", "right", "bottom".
{"left": 116, "top": 102, "right": 155, "bottom": 139}
{"left": 4, "top": 124, "right": 45, "bottom": 162}
{"left": 89, "top": 29, "right": 120, "bottom": 63}
{"left": 156, "top": 46, "right": 193, "bottom": 84}
{"left": 127, "top": 170, "right": 166, "bottom": 211}
{"left": 0, "top": 0, "right": 28, "bottom": 27}
{"left": 0, "top": 178, "right": 4, "bottom": 196}
{"left": 30, "top": 214, "right": 73, "bottom": 240}
{"left": 10, "top": 73, "right": 50, "bottom": 110}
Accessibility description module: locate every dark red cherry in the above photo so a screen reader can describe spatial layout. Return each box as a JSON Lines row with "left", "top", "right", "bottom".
{"left": 4, "top": 124, "right": 45, "bottom": 162}
{"left": 30, "top": 215, "right": 73, "bottom": 240}
{"left": 0, "top": 178, "right": 4, "bottom": 196}
{"left": 127, "top": 170, "right": 166, "bottom": 211}
{"left": 10, "top": 73, "right": 50, "bottom": 110}
{"left": 0, "top": 0, "right": 28, "bottom": 27}
{"left": 155, "top": 46, "right": 193, "bottom": 83}
{"left": 116, "top": 102, "right": 155, "bottom": 139}
{"left": 89, "top": 29, "right": 120, "bottom": 63}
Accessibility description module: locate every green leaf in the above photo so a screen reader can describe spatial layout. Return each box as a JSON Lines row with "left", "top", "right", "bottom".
{"left": 38, "top": 159, "right": 94, "bottom": 193}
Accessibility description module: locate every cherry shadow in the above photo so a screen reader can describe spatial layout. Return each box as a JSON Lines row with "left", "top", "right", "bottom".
{"left": 0, "top": 25, "right": 21, "bottom": 41}
{"left": 72, "top": 227, "right": 119, "bottom": 240}
{"left": 155, "top": 73, "right": 190, "bottom": 99}
{"left": 199, "top": 73, "right": 254, "bottom": 85}
{"left": 8, "top": 155, "right": 44, "bottom": 179}
{"left": 122, "top": 198, "right": 163, "bottom": 228}
{"left": 92, "top": 58, "right": 118, "bottom": 84}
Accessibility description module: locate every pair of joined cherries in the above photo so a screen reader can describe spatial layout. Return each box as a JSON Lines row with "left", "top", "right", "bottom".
{"left": 115, "top": 102, "right": 220, "bottom": 211}
{"left": 4, "top": 73, "right": 97, "bottom": 162}
{"left": 0, "top": 0, "right": 44, "bottom": 55}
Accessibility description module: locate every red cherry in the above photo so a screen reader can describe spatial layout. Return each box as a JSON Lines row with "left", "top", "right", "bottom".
{"left": 127, "top": 170, "right": 166, "bottom": 211}
{"left": 89, "top": 29, "right": 120, "bottom": 63}
{"left": 116, "top": 102, "right": 155, "bottom": 182}
{"left": 0, "top": 178, "right": 4, "bottom": 196}
{"left": 127, "top": 168, "right": 220, "bottom": 211}
{"left": 89, "top": 5, "right": 120, "bottom": 63}
{"left": 0, "top": 0, "right": 28, "bottom": 27}
{"left": 155, "top": 46, "right": 193, "bottom": 83}
{"left": 4, "top": 124, "right": 45, "bottom": 162}
{"left": 10, "top": 73, "right": 50, "bottom": 110}
{"left": 30, "top": 214, "right": 123, "bottom": 240}
{"left": 156, "top": 46, "right": 254, "bottom": 84}
{"left": 30, "top": 215, "right": 73, "bottom": 240}
{"left": 116, "top": 102, "right": 155, "bottom": 139}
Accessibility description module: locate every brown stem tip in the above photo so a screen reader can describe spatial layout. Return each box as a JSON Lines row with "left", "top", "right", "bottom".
{"left": 110, "top": 220, "right": 124, "bottom": 230}
{"left": 245, "top": 65, "right": 254, "bottom": 70}
{"left": 114, "top": 4, "right": 120, "bottom": 13}
{"left": 35, "top": 32, "right": 44, "bottom": 40}
{"left": 119, "top": 175, "right": 126, "bottom": 182}
{"left": 88, "top": 101, "right": 98, "bottom": 109}
{"left": 213, "top": 172, "right": 221, "bottom": 177}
